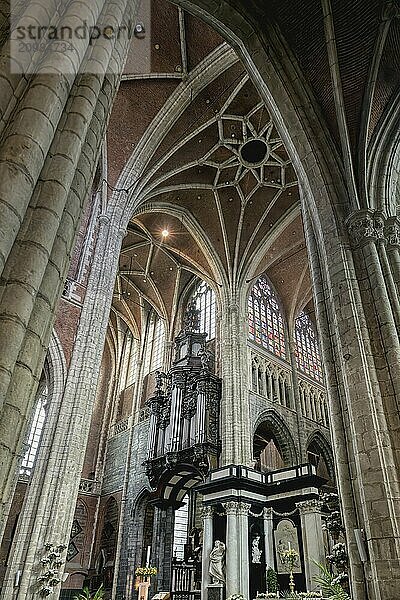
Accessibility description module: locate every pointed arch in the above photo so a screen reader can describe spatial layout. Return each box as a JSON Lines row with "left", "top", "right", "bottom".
{"left": 306, "top": 430, "right": 335, "bottom": 484}
{"left": 248, "top": 274, "right": 287, "bottom": 359}
{"left": 186, "top": 278, "right": 217, "bottom": 340}
{"left": 294, "top": 310, "right": 323, "bottom": 382}
{"left": 253, "top": 409, "right": 298, "bottom": 467}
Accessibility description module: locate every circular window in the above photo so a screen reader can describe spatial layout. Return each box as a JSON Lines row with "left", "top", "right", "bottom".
{"left": 239, "top": 138, "right": 269, "bottom": 166}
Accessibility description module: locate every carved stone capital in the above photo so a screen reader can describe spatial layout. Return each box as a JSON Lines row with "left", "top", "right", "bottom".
{"left": 296, "top": 499, "right": 323, "bottom": 514}
{"left": 223, "top": 500, "right": 251, "bottom": 516}
{"left": 223, "top": 501, "right": 238, "bottom": 515}
{"left": 383, "top": 0, "right": 400, "bottom": 20}
{"left": 263, "top": 507, "right": 274, "bottom": 520}
{"left": 237, "top": 501, "right": 252, "bottom": 515}
{"left": 201, "top": 506, "right": 214, "bottom": 520}
{"left": 346, "top": 210, "right": 385, "bottom": 248}
{"left": 385, "top": 216, "right": 400, "bottom": 247}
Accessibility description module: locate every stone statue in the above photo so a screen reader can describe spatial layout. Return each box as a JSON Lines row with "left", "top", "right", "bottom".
{"left": 209, "top": 540, "right": 225, "bottom": 584}
{"left": 252, "top": 534, "right": 262, "bottom": 564}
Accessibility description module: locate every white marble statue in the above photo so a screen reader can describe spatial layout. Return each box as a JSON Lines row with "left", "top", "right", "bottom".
{"left": 252, "top": 534, "right": 262, "bottom": 564}
{"left": 209, "top": 540, "right": 225, "bottom": 584}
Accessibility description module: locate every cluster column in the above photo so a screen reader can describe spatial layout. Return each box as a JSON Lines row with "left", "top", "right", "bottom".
{"left": 1, "top": 215, "right": 126, "bottom": 600}
{"left": 219, "top": 298, "right": 251, "bottom": 466}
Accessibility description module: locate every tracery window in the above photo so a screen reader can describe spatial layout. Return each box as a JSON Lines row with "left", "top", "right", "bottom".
{"left": 151, "top": 317, "right": 165, "bottom": 372}
{"left": 189, "top": 280, "right": 216, "bottom": 340}
{"left": 248, "top": 275, "right": 286, "bottom": 359}
{"left": 20, "top": 386, "right": 47, "bottom": 477}
{"left": 144, "top": 312, "right": 165, "bottom": 375}
{"left": 294, "top": 311, "right": 323, "bottom": 382}
{"left": 119, "top": 327, "right": 138, "bottom": 390}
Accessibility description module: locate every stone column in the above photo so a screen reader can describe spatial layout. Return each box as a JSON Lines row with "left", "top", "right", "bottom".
{"left": 201, "top": 506, "right": 214, "bottom": 600}
{"left": 296, "top": 500, "right": 325, "bottom": 591}
{"left": 303, "top": 203, "right": 400, "bottom": 599}
{"left": 263, "top": 507, "right": 274, "bottom": 571}
{"left": 220, "top": 297, "right": 251, "bottom": 466}
{"left": 237, "top": 502, "right": 251, "bottom": 599}
{"left": 223, "top": 501, "right": 251, "bottom": 599}
{"left": 1, "top": 214, "right": 126, "bottom": 600}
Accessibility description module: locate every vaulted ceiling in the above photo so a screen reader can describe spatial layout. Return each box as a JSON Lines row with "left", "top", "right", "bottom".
{"left": 174, "top": 0, "right": 400, "bottom": 196}
{"left": 106, "top": 0, "right": 400, "bottom": 339}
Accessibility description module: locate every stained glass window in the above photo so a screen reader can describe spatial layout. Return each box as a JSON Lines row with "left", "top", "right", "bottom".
{"left": 295, "top": 311, "right": 323, "bottom": 382}
{"left": 189, "top": 280, "right": 216, "bottom": 340}
{"left": 20, "top": 386, "right": 47, "bottom": 477}
{"left": 248, "top": 275, "right": 286, "bottom": 359}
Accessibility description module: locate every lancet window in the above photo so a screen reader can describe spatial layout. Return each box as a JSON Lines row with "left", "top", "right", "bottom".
{"left": 295, "top": 311, "right": 323, "bottom": 382}
{"left": 248, "top": 275, "right": 286, "bottom": 359}
{"left": 188, "top": 280, "right": 216, "bottom": 340}
{"left": 20, "top": 386, "right": 47, "bottom": 477}
{"left": 143, "top": 312, "right": 166, "bottom": 375}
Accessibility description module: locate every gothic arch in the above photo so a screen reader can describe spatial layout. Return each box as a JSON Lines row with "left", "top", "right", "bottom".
{"left": 253, "top": 410, "right": 298, "bottom": 467}
{"left": 369, "top": 114, "right": 400, "bottom": 215}
{"left": 168, "top": 257, "right": 222, "bottom": 343}
{"left": 306, "top": 430, "right": 335, "bottom": 483}
{"left": 247, "top": 273, "right": 288, "bottom": 360}
{"left": 131, "top": 490, "right": 154, "bottom": 552}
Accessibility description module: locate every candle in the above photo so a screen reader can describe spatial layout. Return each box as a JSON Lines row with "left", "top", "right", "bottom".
{"left": 146, "top": 545, "right": 151, "bottom": 567}
{"left": 288, "top": 542, "right": 291, "bottom": 550}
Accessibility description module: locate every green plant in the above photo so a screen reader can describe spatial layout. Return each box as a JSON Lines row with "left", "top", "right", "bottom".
{"left": 266, "top": 568, "right": 279, "bottom": 593}
{"left": 73, "top": 585, "right": 105, "bottom": 600}
{"left": 313, "top": 563, "right": 350, "bottom": 600}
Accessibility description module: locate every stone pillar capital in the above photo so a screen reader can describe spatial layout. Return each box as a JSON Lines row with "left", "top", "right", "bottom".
{"left": 346, "top": 209, "right": 385, "bottom": 248}
{"left": 223, "top": 500, "right": 251, "bottom": 515}
{"left": 223, "top": 501, "right": 238, "bottom": 515}
{"left": 383, "top": 0, "right": 400, "bottom": 20}
{"left": 385, "top": 216, "right": 400, "bottom": 247}
{"left": 263, "top": 507, "right": 274, "bottom": 520}
{"left": 201, "top": 506, "right": 214, "bottom": 520}
{"left": 237, "top": 501, "right": 252, "bottom": 515}
{"left": 296, "top": 499, "right": 323, "bottom": 514}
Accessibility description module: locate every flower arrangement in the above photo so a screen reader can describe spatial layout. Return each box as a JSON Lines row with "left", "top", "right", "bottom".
{"left": 278, "top": 546, "right": 299, "bottom": 594}
{"left": 279, "top": 548, "right": 299, "bottom": 570}
{"left": 37, "top": 544, "right": 67, "bottom": 597}
{"left": 227, "top": 594, "right": 246, "bottom": 600}
{"left": 135, "top": 566, "right": 158, "bottom": 577}
{"left": 326, "top": 543, "right": 348, "bottom": 570}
